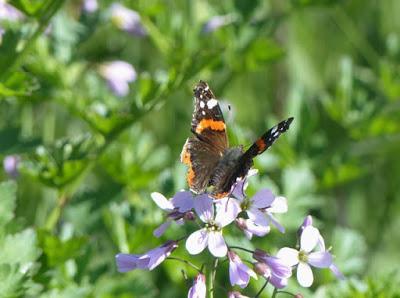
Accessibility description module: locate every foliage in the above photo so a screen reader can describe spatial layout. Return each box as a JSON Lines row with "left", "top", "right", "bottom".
{"left": 0, "top": 0, "right": 399, "bottom": 297}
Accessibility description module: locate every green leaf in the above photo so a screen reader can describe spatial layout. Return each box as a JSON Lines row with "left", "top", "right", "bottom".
{"left": 0, "top": 71, "right": 39, "bottom": 98}
{"left": 10, "top": 0, "right": 48, "bottom": 17}
{"left": 0, "top": 127, "right": 41, "bottom": 155}
{"left": 0, "top": 181, "right": 17, "bottom": 226}
{"left": 0, "top": 228, "right": 41, "bottom": 268}
{"left": 245, "top": 38, "right": 285, "bottom": 70}
{"left": 38, "top": 231, "right": 87, "bottom": 266}
{"left": 0, "top": 264, "right": 30, "bottom": 298}
{"left": 23, "top": 135, "right": 98, "bottom": 188}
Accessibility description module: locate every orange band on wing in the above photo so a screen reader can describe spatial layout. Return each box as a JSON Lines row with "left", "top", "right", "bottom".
{"left": 180, "top": 140, "right": 195, "bottom": 188}
{"left": 195, "top": 119, "right": 226, "bottom": 134}
{"left": 187, "top": 167, "right": 195, "bottom": 186}
{"left": 213, "top": 191, "right": 229, "bottom": 199}
{"left": 255, "top": 138, "right": 267, "bottom": 153}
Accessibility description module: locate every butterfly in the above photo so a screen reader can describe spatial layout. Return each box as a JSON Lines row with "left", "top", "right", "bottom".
{"left": 181, "top": 80, "right": 293, "bottom": 199}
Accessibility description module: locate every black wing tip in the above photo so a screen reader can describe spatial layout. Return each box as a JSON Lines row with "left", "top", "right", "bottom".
{"left": 284, "top": 117, "right": 294, "bottom": 128}
{"left": 194, "top": 80, "right": 208, "bottom": 92}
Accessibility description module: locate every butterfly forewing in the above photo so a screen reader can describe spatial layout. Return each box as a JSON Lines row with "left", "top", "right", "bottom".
{"left": 181, "top": 81, "right": 228, "bottom": 193}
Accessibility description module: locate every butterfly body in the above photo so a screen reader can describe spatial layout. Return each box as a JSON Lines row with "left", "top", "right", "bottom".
{"left": 181, "top": 80, "right": 293, "bottom": 198}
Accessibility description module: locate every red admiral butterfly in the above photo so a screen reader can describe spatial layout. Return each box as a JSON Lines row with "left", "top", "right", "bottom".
{"left": 181, "top": 80, "right": 293, "bottom": 199}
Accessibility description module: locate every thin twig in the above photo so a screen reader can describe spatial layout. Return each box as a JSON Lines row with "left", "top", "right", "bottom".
{"left": 166, "top": 257, "right": 201, "bottom": 272}
{"left": 229, "top": 246, "right": 254, "bottom": 254}
{"left": 255, "top": 278, "right": 269, "bottom": 298}
{"left": 277, "top": 290, "right": 297, "bottom": 297}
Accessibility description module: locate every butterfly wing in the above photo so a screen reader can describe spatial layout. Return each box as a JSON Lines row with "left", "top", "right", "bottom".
{"left": 181, "top": 81, "right": 229, "bottom": 193}
{"left": 237, "top": 117, "right": 294, "bottom": 178}
{"left": 243, "top": 117, "right": 294, "bottom": 159}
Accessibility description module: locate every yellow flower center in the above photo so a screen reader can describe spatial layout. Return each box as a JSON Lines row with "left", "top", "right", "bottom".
{"left": 298, "top": 250, "right": 308, "bottom": 263}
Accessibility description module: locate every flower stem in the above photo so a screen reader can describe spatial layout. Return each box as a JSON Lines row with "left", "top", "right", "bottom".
{"left": 166, "top": 257, "right": 201, "bottom": 272}
{"left": 277, "top": 290, "right": 297, "bottom": 297}
{"left": 271, "top": 287, "right": 278, "bottom": 298}
{"left": 255, "top": 278, "right": 269, "bottom": 298}
{"left": 208, "top": 258, "right": 218, "bottom": 298}
{"left": 229, "top": 246, "right": 254, "bottom": 254}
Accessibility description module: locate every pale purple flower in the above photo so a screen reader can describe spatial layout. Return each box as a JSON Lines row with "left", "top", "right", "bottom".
{"left": 3, "top": 155, "right": 19, "bottom": 178}
{"left": 99, "top": 61, "right": 137, "bottom": 97}
{"left": 151, "top": 191, "right": 195, "bottom": 237}
{"left": 298, "top": 215, "right": 345, "bottom": 280}
{"left": 185, "top": 194, "right": 240, "bottom": 257}
{"left": 115, "top": 240, "right": 177, "bottom": 272}
{"left": 110, "top": 3, "right": 147, "bottom": 37}
{"left": 188, "top": 273, "right": 206, "bottom": 298}
{"left": 253, "top": 249, "right": 292, "bottom": 289}
{"left": 234, "top": 180, "right": 288, "bottom": 234}
{"left": 0, "top": 1, "right": 23, "bottom": 22}
{"left": 277, "top": 226, "right": 333, "bottom": 287}
{"left": 228, "top": 291, "right": 250, "bottom": 298}
{"left": 228, "top": 250, "right": 257, "bottom": 288}
{"left": 82, "top": 0, "right": 98, "bottom": 13}
{"left": 202, "top": 14, "right": 234, "bottom": 34}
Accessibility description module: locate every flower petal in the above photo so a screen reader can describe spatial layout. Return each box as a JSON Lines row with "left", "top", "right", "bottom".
{"left": 300, "top": 226, "right": 320, "bottom": 253}
{"left": 269, "top": 196, "right": 288, "bottom": 213}
{"left": 251, "top": 189, "right": 275, "bottom": 208}
{"left": 153, "top": 221, "right": 171, "bottom": 238}
{"left": 268, "top": 257, "right": 292, "bottom": 279}
{"left": 208, "top": 231, "right": 227, "bottom": 257}
{"left": 231, "top": 179, "right": 246, "bottom": 201}
{"left": 247, "top": 208, "right": 269, "bottom": 227}
{"left": 115, "top": 253, "right": 140, "bottom": 272}
{"left": 330, "top": 263, "right": 345, "bottom": 280}
{"left": 245, "top": 219, "right": 270, "bottom": 237}
{"left": 171, "top": 190, "right": 194, "bottom": 212}
{"left": 186, "top": 229, "right": 208, "bottom": 255}
{"left": 151, "top": 192, "right": 173, "bottom": 210}
{"left": 188, "top": 273, "right": 206, "bottom": 298}
{"left": 267, "top": 213, "right": 285, "bottom": 233}
{"left": 317, "top": 234, "right": 326, "bottom": 251}
{"left": 144, "top": 241, "right": 178, "bottom": 270}
{"left": 194, "top": 194, "right": 214, "bottom": 223}
{"left": 270, "top": 275, "right": 288, "bottom": 289}
{"left": 276, "top": 247, "right": 299, "bottom": 267}
{"left": 215, "top": 198, "right": 241, "bottom": 227}
{"left": 297, "top": 262, "right": 314, "bottom": 287}
{"left": 308, "top": 251, "right": 333, "bottom": 268}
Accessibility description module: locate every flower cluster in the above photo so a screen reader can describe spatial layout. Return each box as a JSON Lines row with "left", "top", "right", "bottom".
{"left": 115, "top": 172, "right": 343, "bottom": 297}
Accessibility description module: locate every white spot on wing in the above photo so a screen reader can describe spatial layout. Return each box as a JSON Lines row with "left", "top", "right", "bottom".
{"left": 200, "top": 101, "right": 205, "bottom": 108}
{"left": 207, "top": 98, "right": 218, "bottom": 109}
{"left": 202, "top": 111, "right": 206, "bottom": 115}
{"left": 271, "top": 126, "right": 278, "bottom": 134}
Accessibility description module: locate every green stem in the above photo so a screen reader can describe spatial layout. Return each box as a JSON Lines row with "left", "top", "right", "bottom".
{"left": 229, "top": 246, "right": 254, "bottom": 254}
{"left": 45, "top": 192, "right": 69, "bottom": 230}
{"left": 208, "top": 258, "right": 218, "bottom": 298}
{"left": 166, "top": 257, "right": 201, "bottom": 273}
{"left": 277, "top": 290, "right": 297, "bottom": 297}
{"left": 255, "top": 278, "right": 269, "bottom": 298}
{"left": 271, "top": 287, "right": 278, "bottom": 298}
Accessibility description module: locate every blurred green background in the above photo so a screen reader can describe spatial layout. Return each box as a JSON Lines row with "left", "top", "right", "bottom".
{"left": 1, "top": 0, "right": 400, "bottom": 297}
